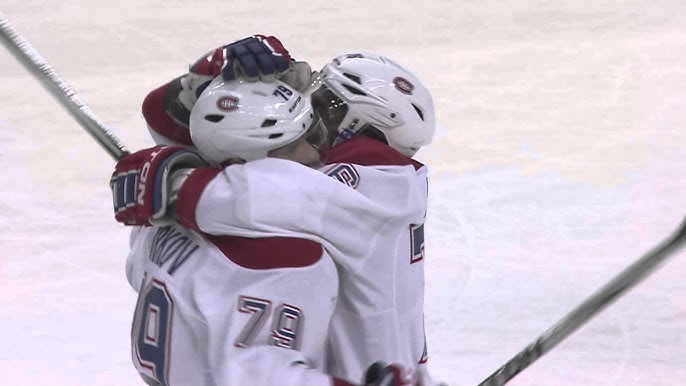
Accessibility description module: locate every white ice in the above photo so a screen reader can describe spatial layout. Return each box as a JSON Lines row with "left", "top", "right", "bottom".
{"left": 1, "top": 1, "right": 685, "bottom": 385}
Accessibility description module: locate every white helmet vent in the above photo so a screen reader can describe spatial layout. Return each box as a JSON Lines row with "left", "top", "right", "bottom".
{"left": 343, "top": 73, "right": 362, "bottom": 84}
{"left": 205, "top": 114, "right": 224, "bottom": 123}
{"left": 343, "top": 84, "right": 366, "bottom": 96}
{"left": 261, "top": 119, "right": 277, "bottom": 127}
{"left": 411, "top": 104, "right": 424, "bottom": 121}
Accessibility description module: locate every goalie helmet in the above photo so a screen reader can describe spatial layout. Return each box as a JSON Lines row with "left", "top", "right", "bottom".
{"left": 190, "top": 77, "right": 323, "bottom": 164}
{"left": 311, "top": 53, "right": 436, "bottom": 157}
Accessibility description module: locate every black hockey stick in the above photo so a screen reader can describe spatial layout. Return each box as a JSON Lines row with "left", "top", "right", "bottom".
{"left": 478, "top": 214, "right": 686, "bottom": 386}
{"left": 0, "top": 13, "right": 129, "bottom": 161}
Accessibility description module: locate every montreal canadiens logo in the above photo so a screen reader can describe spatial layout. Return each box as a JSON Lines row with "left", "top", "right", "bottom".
{"left": 393, "top": 77, "right": 414, "bottom": 95}
{"left": 217, "top": 96, "right": 239, "bottom": 112}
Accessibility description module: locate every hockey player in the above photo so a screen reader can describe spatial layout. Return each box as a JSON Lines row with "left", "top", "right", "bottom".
{"left": 116, "top": 78, "right": 417, "bottom": 386}
{"left": 113, "top": 36, "right": 439, "bottom": 385}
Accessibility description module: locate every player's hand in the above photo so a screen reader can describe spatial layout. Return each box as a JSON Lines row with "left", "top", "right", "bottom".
{"left": 110, "top": 146, "right": 205, "bottom": 226}
{"left": 190, "top": 35, "right": 292, "bottom": 82}
{"left": 363, "top": 362, "right": 419, "bottom": 386}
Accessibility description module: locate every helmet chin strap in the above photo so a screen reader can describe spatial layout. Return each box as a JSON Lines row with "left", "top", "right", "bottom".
{"left": 334, "top": 118, "right": 360, "bottom": 146}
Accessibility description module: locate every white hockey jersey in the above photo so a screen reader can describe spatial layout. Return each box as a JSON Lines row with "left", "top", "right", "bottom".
{"left": 175, "top": 136, "right": 433, "bottom": 384}
{"left": 125, "top": 224, "right": 344, "bottom": 386}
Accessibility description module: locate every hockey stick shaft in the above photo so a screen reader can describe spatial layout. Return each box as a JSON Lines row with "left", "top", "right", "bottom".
{"left": 0, "top": 13, "right": 129, "bottom": 161}
{"left": 478, "top": 215, "right": 686, "bottom": 386}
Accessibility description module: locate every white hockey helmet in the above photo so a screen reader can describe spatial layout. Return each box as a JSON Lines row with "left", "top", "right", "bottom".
{"left": 189, "top": 76, "right": 325, "bottom": 164}
{"left": 311, "top": 53, "right": 436, "bottom": 157}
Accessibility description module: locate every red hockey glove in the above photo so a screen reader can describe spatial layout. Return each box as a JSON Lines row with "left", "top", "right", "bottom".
{"left": 110, "top": 146, "right": 205, "bottom": 226}
{"left": 190, "top": 34, "right": 292, "bottom": 82}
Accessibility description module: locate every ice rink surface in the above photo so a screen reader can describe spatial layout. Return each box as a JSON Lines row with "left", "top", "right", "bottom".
{"left": 1, "top": 1, "right": 685, "bottom": 385}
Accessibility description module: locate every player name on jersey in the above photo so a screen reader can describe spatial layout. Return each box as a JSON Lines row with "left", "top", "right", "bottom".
{"left": 149, "top": 226, "right": 199, "bottom": 275}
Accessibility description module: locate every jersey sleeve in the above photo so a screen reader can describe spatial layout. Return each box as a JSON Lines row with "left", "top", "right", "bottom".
{"left": 142, "top": 77, "right": 194, "bottom": 146}
{"left": 175, "top": 159, "right": 417, "bottom": 273}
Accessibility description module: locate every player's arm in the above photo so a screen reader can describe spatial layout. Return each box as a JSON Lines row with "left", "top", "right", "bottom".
{"left": 182, "top": 158, "right": 427, "bottom": 244}
{"left": 110, "top": 149, "right": 419, "bottom": 270}
{"left": 175, "top": 159, "right": 410, "bottom": 272}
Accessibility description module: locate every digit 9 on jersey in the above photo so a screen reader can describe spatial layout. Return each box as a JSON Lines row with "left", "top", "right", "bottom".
{"left": 132, "top": 279, "right": 174, "bottom": 386}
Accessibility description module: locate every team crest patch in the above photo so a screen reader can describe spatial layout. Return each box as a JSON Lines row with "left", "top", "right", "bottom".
{"left": 217, "top": 96, "right": 239, "bottom": 112}
{"left": 393, "top": 77, "right": 414, "bottom": 95}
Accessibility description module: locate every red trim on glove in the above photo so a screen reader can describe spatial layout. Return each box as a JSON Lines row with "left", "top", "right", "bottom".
{"left": 254, "top": 34, "right": 293, "bottom": 62}
{"left": 176, "top": 167, "right": 223, "bottom": 231}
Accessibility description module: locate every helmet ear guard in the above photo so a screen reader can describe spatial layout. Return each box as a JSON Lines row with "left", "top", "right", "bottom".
{"left": 317, "top": 53, "right": 436, "bottom": 157}
{"left": 189, "top": 77, "right": 316, "bottom": 165}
